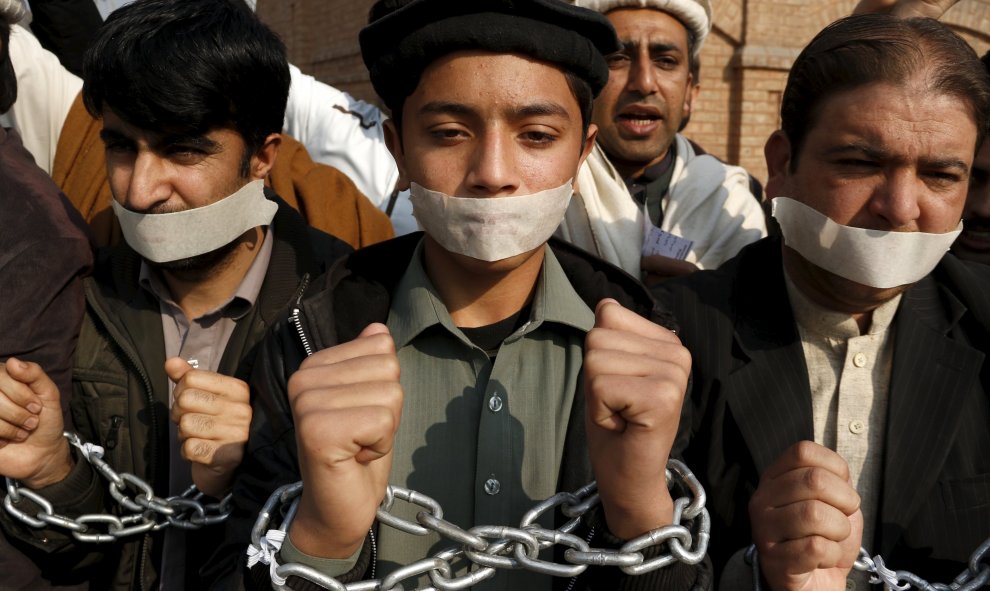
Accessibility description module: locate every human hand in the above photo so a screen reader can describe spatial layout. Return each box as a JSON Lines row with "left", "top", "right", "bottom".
{"left": 749, "top": 441, "right": 863, "bottom": 591}
{"left": 286, "top": 323, "right": 403, "bottom": 558}
{"left": 641, "top": 255, "right": 698, "bottom": 286}
{"left": 0, "top": 358, "right": 73, "bottom": 489}
{"left": 852, "top": 0, "right": 958, "bottom": 19}
{"left": 584, "top": 299, "right": 690, "bottom": 539}
{"left": 167, "top": 359, "right": 251, "bottom": 498}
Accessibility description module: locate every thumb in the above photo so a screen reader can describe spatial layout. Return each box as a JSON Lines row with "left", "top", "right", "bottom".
{"left": 165, "top": 357, "right": 195, "bottom": 384}
{"left": 359, "top": 323, "right": 391, "bottom": 338}
{"left": 5, "top": 357, "right": 60, "bottom": 402}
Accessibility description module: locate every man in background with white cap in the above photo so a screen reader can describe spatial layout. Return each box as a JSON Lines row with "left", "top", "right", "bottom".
{"left": 562, "top": 0, "right": 766, "bottom": 283}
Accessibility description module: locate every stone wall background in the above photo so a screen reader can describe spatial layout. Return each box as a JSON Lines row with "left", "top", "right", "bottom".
{"left": 258, "top": 0, "right": 990, "bottom": 183}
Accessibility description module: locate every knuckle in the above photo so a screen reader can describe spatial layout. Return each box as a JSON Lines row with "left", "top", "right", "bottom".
{"left": 799, "top": 500, "right": 826, "bottom": 527}
{"left": 803, "top": 467, "right": 828, "bottom": 493}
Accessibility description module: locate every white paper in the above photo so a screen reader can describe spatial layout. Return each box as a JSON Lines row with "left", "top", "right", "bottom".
{"left": 642, "top": 225, "right": 693, "bottom": 260}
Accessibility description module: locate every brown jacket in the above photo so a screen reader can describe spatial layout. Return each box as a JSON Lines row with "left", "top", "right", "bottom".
{"left": 52, "top": 94, "right": 394, "bottom": 249}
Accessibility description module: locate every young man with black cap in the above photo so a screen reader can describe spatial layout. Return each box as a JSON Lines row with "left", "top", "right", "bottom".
{"left": 219, "top": 1, "right": 709, "bottom": 589}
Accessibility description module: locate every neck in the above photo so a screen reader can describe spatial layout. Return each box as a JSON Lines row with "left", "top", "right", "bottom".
{"left": 422, "top": 236, "right": 545, "bottom": 328}
{"left": 162, "top": 227, "right": 266, "bottom": 319}
{"left": 781, "top": 245, "right": 898, "bottom": 335}
{"left": 611, "top": 148, "right": 671, "bottom": 181}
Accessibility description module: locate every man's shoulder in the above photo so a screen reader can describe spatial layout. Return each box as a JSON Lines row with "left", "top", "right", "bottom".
{"left": 547, "top": 238, "right": 678, "bottom": 329}
{"left": 661, "top": 237, "right": 777, "bottom": 304}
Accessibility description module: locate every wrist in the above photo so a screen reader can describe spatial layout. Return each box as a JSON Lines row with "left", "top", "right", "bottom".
{"left": 600, "top": 488, "right": 675, "bottom": 540}
{"left": 24, "top": 439, "right": 75, "bottom": 490}
{"left": 290, "top": 492, "right": 369, "bottom": 559}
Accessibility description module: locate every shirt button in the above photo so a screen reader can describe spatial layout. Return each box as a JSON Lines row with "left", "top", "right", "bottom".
{"left": 846, "top": 579, "right": 856, "bottom": 591}
{"left": 484, "top": 478, "right": 501, "bottom": 496}
{"left": 488, "top": 395, "right": 503, "bottom": 413}
{"left": 849, "top": 420, "right": 866, "bottom": 434}
{"left": 853, "top": 353, "right": 868, "bottom": 368}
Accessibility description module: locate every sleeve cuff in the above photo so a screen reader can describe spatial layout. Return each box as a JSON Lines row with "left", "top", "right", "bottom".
{"left": 279, "top": 534, "right": 363, "bottom": 578}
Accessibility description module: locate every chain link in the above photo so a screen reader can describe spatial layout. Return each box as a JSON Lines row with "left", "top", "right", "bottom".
{"left": 3, "top": 432, "right": 232, "bottom": 542}
{"left": 246, "top": 458, "right": 710, "bottom": 590}
{"left": 747, "top": 536, "right": 990, "bottom": 591}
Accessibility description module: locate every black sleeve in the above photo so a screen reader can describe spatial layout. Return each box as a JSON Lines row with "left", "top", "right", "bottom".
{"left": 26, "top": 0, "right": 105, "bottom": 77}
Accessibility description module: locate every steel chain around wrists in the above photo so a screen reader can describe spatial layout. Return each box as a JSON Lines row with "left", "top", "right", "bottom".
{"left": 746, "top": 536, "right": 990, "bottom": 591}
{"left": 246, "top": 458, "right": 710, "bottom": 591}
{"left": 3, "top": 432, "right": 232, "bottom": 542}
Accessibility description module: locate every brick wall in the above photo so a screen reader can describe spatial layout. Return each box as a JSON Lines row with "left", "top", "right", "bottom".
{"left": 258, "top": 0, "right": 990, "bottom": 185}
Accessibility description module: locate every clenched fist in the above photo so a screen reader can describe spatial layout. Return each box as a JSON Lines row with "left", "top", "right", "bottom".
{"left": 0, "top": 358, "right": 73, "bottom": 489}
{"left": 584, "top": 299, "right": 691, "bottom": 539}
{"left": 749, "top": 441, "right": 863, "bottom": 591}
{"left": 287, "top": 323, "right": 404, "bottom": 559}
{"left": 167, "top": 358, "right": 251, "bottom": 498}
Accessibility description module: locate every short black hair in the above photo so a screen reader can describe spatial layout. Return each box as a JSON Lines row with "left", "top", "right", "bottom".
{"left": 0, "top": 20, "right": 15, "bottom": 113}
{"left": 82, "top": 0, "right": 289, "bottom": 175}
{"left": 782, "top": 15, "right": 990, "bottom": 168}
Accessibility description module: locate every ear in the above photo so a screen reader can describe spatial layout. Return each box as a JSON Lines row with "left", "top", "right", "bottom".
{"left": 249, "top": 132, "right": 281, "bottom": 180}
{"left": 685, "top": 77, "right": 700, "bottom": 118}
{"left": 764, "top": 130, "right": 793, "bottom": 199}
{"left": 383, "top": 118, "right": 411, "bottom": 191}
{"left": 578, "top": 123, "right": 599, "bottom": 171}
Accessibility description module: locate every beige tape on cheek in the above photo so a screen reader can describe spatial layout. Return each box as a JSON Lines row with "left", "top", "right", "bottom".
{"left": 772, "top": 197, "right": 962, "bottom": 289}
{"left": 111, "top": 180, "right": 278, "bottom": 263}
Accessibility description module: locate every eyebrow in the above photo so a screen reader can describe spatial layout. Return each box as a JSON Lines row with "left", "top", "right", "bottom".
{"left": 98, "top": 128, "right": 220, "bottom": 153}
{"left": 825, "top": 142, "right": 970, "bottom": 174}
{"left": 618, "top": 40, "right": 682, "bottom": 55}
{"left": 419, "top": 100, "right": 571, "bottom": 121}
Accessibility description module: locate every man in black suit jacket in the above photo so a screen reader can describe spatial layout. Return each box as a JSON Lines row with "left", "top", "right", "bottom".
{"left": 658, "top": 14, "right": 990, "bottom": 591}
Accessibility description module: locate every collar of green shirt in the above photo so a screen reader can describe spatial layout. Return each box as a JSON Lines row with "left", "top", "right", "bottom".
{"left": 387, "top": 238, "right": 595, "bottom": 350}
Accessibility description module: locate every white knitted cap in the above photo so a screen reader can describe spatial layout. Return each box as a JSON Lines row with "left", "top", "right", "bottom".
{"left": 574, "top": 0, "right": 711, "bottom": 56}
{"left": 0, "top": 0, "right": 26, "bottom": 25}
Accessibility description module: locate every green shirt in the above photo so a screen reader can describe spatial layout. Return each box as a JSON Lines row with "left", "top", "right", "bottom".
{"left": 282, "top": 239, "right": 595, "bottom": 590}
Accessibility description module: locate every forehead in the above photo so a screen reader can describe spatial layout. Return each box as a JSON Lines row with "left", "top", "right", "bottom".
{"left": 606, "top": 8, "right": 690, "bottom": 48}
{"left": 409, "top": 50, "right": 580, "bottom": 114}
{"left": 802, "top": 80, "right": 977, "bottom": 166}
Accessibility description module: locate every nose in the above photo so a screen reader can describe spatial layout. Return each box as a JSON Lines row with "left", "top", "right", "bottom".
{"left": 124, "top": 151, "right": 173, "bottom": 212}
{"left": 626, "top": 54, "right": 657, "bottom": 96}
{"left": 465, "top": 130, "right": 519, "bottom": 197}
{"left": 868, "top": 169, "right": 923, "bottom": 230}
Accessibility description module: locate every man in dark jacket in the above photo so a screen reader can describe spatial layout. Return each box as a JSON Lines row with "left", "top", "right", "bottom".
{"left": 0, "top": 1, "right": 351, "bottom": 588}
{"left": 219, "top": 1, "right": 710, "bottom": 590}
{"left": 658, "top": 14, "right": 990, "bottom": 591}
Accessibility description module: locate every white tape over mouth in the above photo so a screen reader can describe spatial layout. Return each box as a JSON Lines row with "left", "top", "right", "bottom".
{"left": 410, "top": 181, "right": 574, "bottom": 262}
{"left": 772, "top": 197, "right": 962, "bottom": 289}
{"left": 111, "top": 180, "right": 277, "bottom": 263}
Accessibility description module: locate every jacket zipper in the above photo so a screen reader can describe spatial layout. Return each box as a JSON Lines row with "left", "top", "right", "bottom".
{"left": 289, "top": 274, "right": 314, "bottom": 357}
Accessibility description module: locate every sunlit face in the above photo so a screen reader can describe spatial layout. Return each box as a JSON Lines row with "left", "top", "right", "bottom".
{"left": 386, "top": 50, "right": 596, "bottom": 274}
{"left": 766, "top": 78, "right": 976, "bottom": 311}
{"left": 101, "top": 109, "right": 257, "bottom": 216}
{"left": 100, "top": 109, "right": 276, "bottom": 272}
{"left": 592, "top": 8, "right": 693, "bottom": 178}
{"left": 952, "top": 140, "right": 990, "bottom": 264}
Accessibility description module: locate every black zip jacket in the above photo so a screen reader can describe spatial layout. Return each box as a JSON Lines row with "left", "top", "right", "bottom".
{"left": 0, "top": 193, "right": 351, "bottom": 590}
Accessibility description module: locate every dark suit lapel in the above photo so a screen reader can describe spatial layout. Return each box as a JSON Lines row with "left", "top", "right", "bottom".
{"left": 725, "top": 241, "right": 815, "bottom": 474}
{"left": 879, "top": 275, "right": 983, "bottom": 555}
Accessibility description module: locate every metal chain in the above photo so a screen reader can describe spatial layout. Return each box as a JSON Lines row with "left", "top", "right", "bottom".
{"left": 246, "top": 458, "right": 710, "bottom": 591}
{"left": 3, "top": 432, "right": 232, "bottom": 542}
{"left": 746, "top": 536, "right": 990, "bottom": 591}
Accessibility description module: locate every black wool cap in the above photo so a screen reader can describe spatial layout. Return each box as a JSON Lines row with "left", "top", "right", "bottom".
{"left": 360, "top": 0, "right": 621, "bottom": 112}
